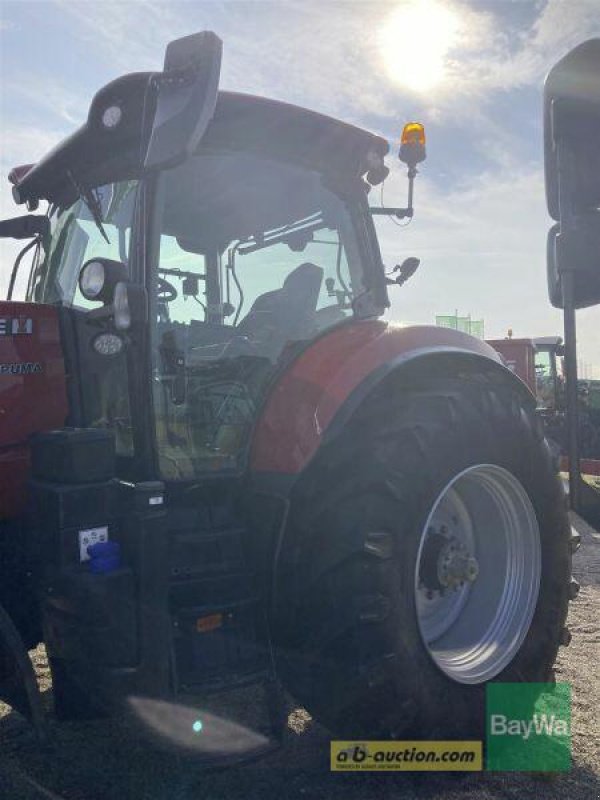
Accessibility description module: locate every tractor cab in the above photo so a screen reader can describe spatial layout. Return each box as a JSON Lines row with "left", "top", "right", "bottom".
{"left": 533, "top": 336, "right": 564, "bottom": 412}
{"left": 0, "top": 33, "right": 401, "bottom": 746}
{"left": 6, "top": 68, "right": 391, "bottom": 484}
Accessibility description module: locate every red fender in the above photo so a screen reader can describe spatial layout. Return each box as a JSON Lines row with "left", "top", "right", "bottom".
{"left": 250, "top": 320, "right": 512, "bottom": 475}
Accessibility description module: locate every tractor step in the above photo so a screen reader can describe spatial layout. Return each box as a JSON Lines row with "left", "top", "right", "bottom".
{"left": 164, "top": 502, "right": 286, "bottom": 762}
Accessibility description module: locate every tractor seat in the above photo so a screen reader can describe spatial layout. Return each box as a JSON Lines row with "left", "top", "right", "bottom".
{"left": 236, "top": 262, "right": 324, "bottom": 348}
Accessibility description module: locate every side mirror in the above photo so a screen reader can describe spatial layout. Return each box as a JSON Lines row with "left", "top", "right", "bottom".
{"left": 544, "top": 39, "right": 600, "bottom": 309}
{"left": 386, "top": 257, "right": 421, "bottom": 287}
{"left": 547, "top": 214, "right": 600, "bottom": 309}
{"left": 544, "top": 39, "right": 600, "bottom": 221}
{"left": 144, "top": 31, "right": 222, "bottom": 170}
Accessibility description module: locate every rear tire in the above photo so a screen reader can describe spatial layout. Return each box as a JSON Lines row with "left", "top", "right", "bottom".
{"left": 274, "top": 370, "right": 571, "bottom": 738}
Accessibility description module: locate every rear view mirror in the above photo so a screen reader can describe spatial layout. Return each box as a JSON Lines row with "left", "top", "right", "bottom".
{"left": 545, "top": 39, "right": 600, "bottom": 221}
{"left": 544, "top": 38, "right": 600, "bottom": 309}
{"left": 144, "top": 31, "right": 222, "bottom": 170}
{"left": 547, "top": 216, "right": 600, "bottom": 309}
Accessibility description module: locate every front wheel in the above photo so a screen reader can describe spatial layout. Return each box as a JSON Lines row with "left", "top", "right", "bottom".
{"left": 274, "top": 371, "right": 571, "bottom": 738}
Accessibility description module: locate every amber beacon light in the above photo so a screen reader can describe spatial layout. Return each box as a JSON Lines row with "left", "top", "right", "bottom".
{"left": 399, "top": 122, "right": 426, "bottom": 167}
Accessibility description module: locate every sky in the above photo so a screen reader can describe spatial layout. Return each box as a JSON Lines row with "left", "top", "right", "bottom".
{"left": 0, "top": 0, "right": 599, "bottom": 375}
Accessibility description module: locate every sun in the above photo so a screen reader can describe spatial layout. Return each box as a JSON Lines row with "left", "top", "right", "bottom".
{"left": 379, "top": 0, "right": 461, "bottom": 92}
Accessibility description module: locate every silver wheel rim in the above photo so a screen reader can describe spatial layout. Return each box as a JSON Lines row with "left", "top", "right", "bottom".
{"left": 414, "top": 464, "right": 541, "bottom": 684}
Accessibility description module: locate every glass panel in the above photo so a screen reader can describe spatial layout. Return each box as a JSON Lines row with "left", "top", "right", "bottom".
{"left": 31, "top": 181, "right": 137, "bottom": 307}
{"left": 535, "top": 349, "right": 556, "bottom": 409}
{"left": 30, "top": 181, "right": 137, "bottom": 458}
{"left": 152, "top": 153, "right": 365, "bottom": 479}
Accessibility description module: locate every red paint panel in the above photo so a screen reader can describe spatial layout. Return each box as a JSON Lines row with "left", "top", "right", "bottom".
{"left": 250, "top": 320, "right": 502, "bottom": 474}
{"left": 0, "top": 302, "right": 68, "bottom": 518}
{"left": 487, "top": 338, "right": 537, "bottom": 394}
{"left": 560, "top": 457, "right": 600, "bottom": 477}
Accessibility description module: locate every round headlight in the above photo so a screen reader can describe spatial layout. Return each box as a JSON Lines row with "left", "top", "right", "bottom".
{"left": 79, "top": 260, "right": 106, "bottom": 300}
{"left": 92, "top": 332, "right": 124, "bottom": 357}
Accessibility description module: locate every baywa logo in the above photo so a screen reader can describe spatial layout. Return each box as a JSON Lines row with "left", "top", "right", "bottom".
{"left": 490, "top": 712, "right": 569, "bottom": 740}
{"left": 486, "top": 683, "right": 571, "bottom": 772}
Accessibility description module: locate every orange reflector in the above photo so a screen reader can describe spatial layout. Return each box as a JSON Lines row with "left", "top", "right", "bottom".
{"left": 196, "top": 612, "right": 223, "bottom": 633}
{"left": 401, "top": 122, "right": 426, "bottom": 146}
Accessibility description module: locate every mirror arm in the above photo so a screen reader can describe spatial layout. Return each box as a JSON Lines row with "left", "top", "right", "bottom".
{"left": 0, "top": 215, "right": 49, "bottom": 240}
{"left": 7, "top": 237, "right": 41, "bottom": 301}
{"left": 369, "top": 207, "right": 413, "bottom": 219}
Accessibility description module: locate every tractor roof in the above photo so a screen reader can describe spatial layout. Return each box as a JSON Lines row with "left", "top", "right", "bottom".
{"left": 9, "top": 74, "right": 389, "bottom": 208}
{"left": 533, "top": 336, "right": 563, "bottom": 349}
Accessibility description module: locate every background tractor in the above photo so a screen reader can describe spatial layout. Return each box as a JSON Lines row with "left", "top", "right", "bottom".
{"left": 489, "top": 334, "right": 600, "bottom": 476}
{"left": 0, "top": 32, "right": 574, "bottom": 755}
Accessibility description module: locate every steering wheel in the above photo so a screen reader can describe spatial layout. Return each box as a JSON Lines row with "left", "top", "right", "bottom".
{"left": 157, "top": 277, "right": 178, "bottom": 303}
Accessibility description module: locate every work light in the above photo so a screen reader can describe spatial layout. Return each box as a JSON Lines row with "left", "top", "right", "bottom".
{"left": 78, "top": 257, "right": 128, "bottom": 304}
{"left": 79, "top": 260, "right": 106, "bottom": 300}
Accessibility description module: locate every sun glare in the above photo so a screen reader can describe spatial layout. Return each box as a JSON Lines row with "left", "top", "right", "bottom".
{"left": 379, "top": 0, "right": 461, "bottom": 92}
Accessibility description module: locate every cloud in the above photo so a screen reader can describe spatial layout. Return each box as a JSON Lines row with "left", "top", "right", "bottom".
{"left": 2, "top": 77, "right": 88, "bottom": 126}
{"left": 0, "top": 123, "right": 68, "bottom": 297}
{"left": 377, "top": 156, "right": 599, "bottom": 372}
{"left": 52, "top": 0, "right": 193, "bottom": 72}
{"left": 43, "top": 0, "right": 600, "bottom": 147}
{"left": 0, "top": 123, "right": 67, "bottom": 180}
{"left": 444, "top": 0, "right": 600, "bottom": 95}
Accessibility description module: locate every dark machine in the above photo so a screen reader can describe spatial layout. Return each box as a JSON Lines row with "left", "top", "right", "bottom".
{"left": 544, "top": 38, "right": 600, "bottom": 526}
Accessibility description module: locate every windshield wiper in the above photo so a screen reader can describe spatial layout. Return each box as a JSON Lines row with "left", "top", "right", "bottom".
{"left": 67, "top": 171, "right": 110, "bottom": 244}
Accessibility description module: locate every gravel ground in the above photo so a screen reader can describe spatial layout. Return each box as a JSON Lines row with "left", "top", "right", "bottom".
{"left": 1, "top": 512, "right": 598, "bottom": 800}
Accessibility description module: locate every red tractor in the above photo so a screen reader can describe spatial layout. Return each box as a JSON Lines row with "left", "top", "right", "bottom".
{"left": 0, "top": 32, "right": 573, "bottom": 755}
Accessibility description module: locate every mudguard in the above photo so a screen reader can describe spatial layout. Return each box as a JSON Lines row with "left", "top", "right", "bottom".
{"left": 250, "top": 320, "right": 534, "bottom": 476}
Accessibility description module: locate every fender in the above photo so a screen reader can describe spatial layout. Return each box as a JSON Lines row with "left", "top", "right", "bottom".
{"left": 250, "top": 320, "right": 534, "bottom": 476}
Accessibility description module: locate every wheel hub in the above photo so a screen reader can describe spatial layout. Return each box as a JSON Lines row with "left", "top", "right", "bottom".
{"left": 419, "top": 529, "right": 479, "bottom": 593}
{"left": 437, "top": 538, "right": 479, "bottom": 590}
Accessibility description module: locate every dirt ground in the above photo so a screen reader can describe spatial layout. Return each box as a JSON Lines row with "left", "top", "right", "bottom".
{"left": 1, "top": 513, "right": 598, "bottom": 800}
